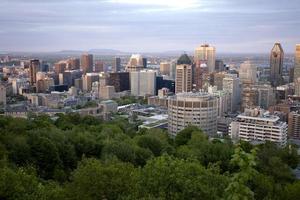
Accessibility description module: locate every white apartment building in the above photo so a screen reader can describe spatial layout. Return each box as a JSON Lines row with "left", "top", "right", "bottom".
{"left": 229, "top": 108, "right": 287, "bottom": 146}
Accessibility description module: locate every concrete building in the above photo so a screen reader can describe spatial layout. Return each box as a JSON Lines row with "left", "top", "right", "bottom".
{"left": 288, "top": 111, "right": 300, "bottom": 139}
{"left": 29, "top": 59, "right": 40, "bottom": 85}
{"left": 67, "top": 58, "right": 80, "bottom": 70}
{"left": 223, "top": 74, "right": 241, "bottom": 112}
{"left": 54, "top": 61, "right": 67, "bottom": 74}
{"left": 294, "top": 44, "right": 300, "bottom": 81}
{"left": 82, "top": 73, "right": 99, "bottom": 92}
{"left": 0, "top": 85, "right": 6, "bottom": 105}
{"left": 194, "top": 44, "right": 216, "bottom": 73}
{"left": 160, "top": 62, "right": 171, "bottom": 75}
{"left": 229, "top": 108, "right": 287, "bottom": 146}
{"left": 239, "top": 60, "right": 257, "bottom": 85}
{"left": 295, "top": 77, "right": 300, "bottom": 96}
{"left": 81, "top": 54, "right": 93, "bottom": 74}
{"left": 270, "top": 43, "right": 284, "bottom": 87}
{"left": 208, "top": 86, "right": 231, "bottom": 117}
{"left": 175, "top": 54, "right": 192, "bottom": 94}
{"left": 108, "top": 72, "right": 130, "bottom": 92}
{"left": 112, "top": 57, "right": 121, "bottom": 72}
{"left": 130, "top": 70, "right": 156, "bottom": 96}
{"left": 99, "top": 85, "right": 116, "bottom": 100}
{"left": 193, "top": 61, "right": 209, "bottom": 91}
{"left": 94, "top": 61, "right": 105, "bottom": 72}
{"left": 126, "top": 54, "right": 144, "bottom": 72}
{"left": 215, "top": 59, "right": 225, "bottom": 72}
{"left": 168, "top": 92, "right": 218, "bottom": 137}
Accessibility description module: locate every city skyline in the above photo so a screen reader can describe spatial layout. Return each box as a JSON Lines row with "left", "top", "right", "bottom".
{"left": 1, "top": 0, "right": 299, "bottom": 53}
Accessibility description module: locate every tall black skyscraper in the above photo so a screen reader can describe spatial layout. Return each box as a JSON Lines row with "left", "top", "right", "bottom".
{"left": 270, "top": 43, "right": 284, "bottom": 87}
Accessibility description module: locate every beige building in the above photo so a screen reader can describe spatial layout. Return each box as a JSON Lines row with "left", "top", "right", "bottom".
{"left": 194, "top": 44, "right": 216, "bottom": 73}
{"left": 130, "top": 70, "right": 156, "bottom": 96}
{"left": 0, "top": 85, "right": 6, "bottom": 105}
{"left": 160, "top": 62, "right": 171, "bottom": 75}
{"left": 168, "top": 92, "right": 218, "bottom": 137}
{"left": 239, "top": 60, "right": 257, "bottom": 85}
{"left": 126, "top": 54, "right": 144, "bottom": 72}
{"left": 81, "top": 54, "right": 93, "bottom": 74}
{"left": 294, "top": 44, "right": 300, "bottom": 81}
{"left": 288, "top": 111, "right": 300, "bottom": 139}
{"left": 295, "top": 77, "right": 300, "bottom": 96}
{"left": 175, "top": 54, "right": 192, "bottom": 94}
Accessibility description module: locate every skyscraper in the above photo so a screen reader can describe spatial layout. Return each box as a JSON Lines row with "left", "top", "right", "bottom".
{"left": 126, "top": 54, "right": 144, "bottom": 72}
{"left": 175, "top": 54, "right": 192, "bottom": 94}
{"left": 160, "top": 62, "right": 171, "bottom": 76}
{"left": 194, "top": 44, "right": 216, "bottom": 73}
{"left": 239, "top": 60, "right": 257, "bottom": 85}
{"left": 270, "top": 43, "right": 284, "bottom": 87}
{"left": 294, "top": 44, "right": 300, "bottom": 81}
{"left": 29, "top": 59, "right": 40, "bottom": 85}
{"left": 130, "top": 70, "right": 156, "bottom": 96}
{"left": 193, "top": 60, "right": 208, "bottom": 91}
{"left": 81, "top": 54, "right": 93, "bottom": 74}
{"left": 112, "top": 57, "right": 121, "bottom": 72}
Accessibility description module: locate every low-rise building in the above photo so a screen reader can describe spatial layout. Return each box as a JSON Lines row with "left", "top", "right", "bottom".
{"left": 229, "top": 108, "right": 287, "bottom": 146}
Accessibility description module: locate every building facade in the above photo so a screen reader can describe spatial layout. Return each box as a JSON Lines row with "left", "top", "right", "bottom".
{"left": 168, "top": 92, "right": 218, "bottom": 137}
{"left": 270, "top": 43, "right": 284, "bottom": 87}
{"left": 130, "top": 70, "right": 156, "bottom": 96}
{"left": 81, "top": 54, "right": 93, "bottom": 74}
{"left": 175, "top": 54, "right": 192, "bottom": 94}
{"left": 229, "top": 108, "right": 287, "bottom": 146}
{"left": 194, "top": 44, "right": 216, "bottom": 73}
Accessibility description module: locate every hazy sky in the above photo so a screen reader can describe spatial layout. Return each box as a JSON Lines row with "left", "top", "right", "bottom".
{"left": 1, "top": 0, "right": 299, "bottom": 53}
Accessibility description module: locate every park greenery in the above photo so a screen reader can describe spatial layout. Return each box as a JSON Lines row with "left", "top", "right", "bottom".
{"left": 0, "top": 113, "right": 300, "bottom": 200}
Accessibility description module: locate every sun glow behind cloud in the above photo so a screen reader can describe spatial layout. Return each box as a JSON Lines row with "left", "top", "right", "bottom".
{"left": 107, "top": 0, "right": 201, "bottom": 10}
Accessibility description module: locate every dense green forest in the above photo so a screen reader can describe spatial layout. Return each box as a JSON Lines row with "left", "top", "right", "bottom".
{"left": 0, "top": 113, "right": 300, "bottom": 200}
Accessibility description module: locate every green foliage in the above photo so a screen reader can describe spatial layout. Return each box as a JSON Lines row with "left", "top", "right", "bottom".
{"left": 0, "top": 114, "right": 298, "bottom": 200}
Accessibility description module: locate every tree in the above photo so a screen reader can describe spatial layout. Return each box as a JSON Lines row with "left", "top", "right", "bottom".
{"left": 66, "top": 158, "right": 136, "bottom": 200}
{"left": 224, "top": 147, "right": 258, "bottom": 200}
{"left": 136, "top": 155, "right": 228, "bottom": 200}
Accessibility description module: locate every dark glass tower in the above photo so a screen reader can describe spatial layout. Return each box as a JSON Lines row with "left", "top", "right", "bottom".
{"left": 270, "top": 43, "right": 284, "bottom": 87}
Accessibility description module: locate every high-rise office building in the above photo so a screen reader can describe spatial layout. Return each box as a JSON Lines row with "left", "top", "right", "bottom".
{"left": 0, "top": 84, "right": 6, "bottom": 105}
{"left": 194, "top": 44, "right": 216, "bottom": 73}
{"left": 239, "top": 60, "right": 257, "bottom": 85}
{"left": 160, "top": 62, "right": 171, "bottom": 76}
{"left": 294, "top": 44, "right": 300, "bottom": 81}
{"left": 223, "top": 74, "right": 241, "bottom": 112}
{"left": 108, "top": 72, "right": 130, "bottom": 92}
{"left": 94, "top": 61, "right": 105, "bottom": 72}
{"left": 229, "top": 108, "right": 287, "bottom": 146}
{"left": 54, "top": 61, "right": 67, "bottom": 74}
{"left": 175, "top": 54, "right": 192, "bottom": 94}
{"left": 67, "top": 58, "right": 80, "bottom": 70}
{"left": 168, "top": 92, "right": 218, "bottom": 136}
{"left": 29, "top": 59, "right": 40, "bottom": 85}
{"left": 143, "top": 58, "right": 147, "bottom": 68}
{"left": 295, "top": 77, "right": 300, "bottom": 96}
{"left": 82, "top": 73, "right": 99, "bottom": 92}
{"left": 112, "top": 57, "right": 121, "bottom": 72}
{"left": 81, "top": 54, "right": 93, "bottom": 74}
{"left": 193, "top": 60, "right": 208, "bottom": 91}
{"left": 270, "top": 43, "right": 284, "bottom": 87}
{"left": 215, "top": 59, "right": 225, "bottom": 72}
{"left": 126, "top": 54, "right": 144, "bottom": 72}
{"left": 130, "top": 70, "right": 156, "bottom": 96}
{"left": 288, "top": 111, "right": 300, "bottom": 139}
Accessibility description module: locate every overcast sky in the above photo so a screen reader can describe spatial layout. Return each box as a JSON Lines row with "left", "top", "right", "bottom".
{"left": 1, "top": 0, "right": 299, "bottom": 53}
